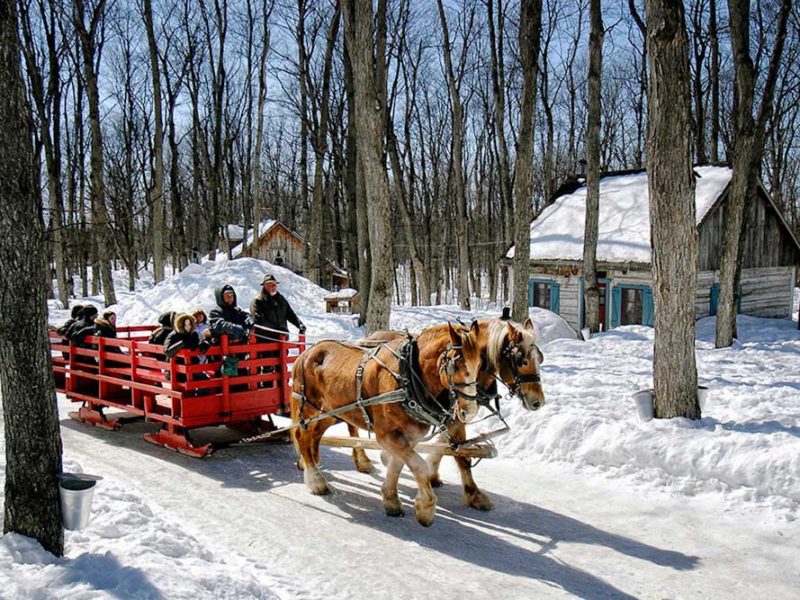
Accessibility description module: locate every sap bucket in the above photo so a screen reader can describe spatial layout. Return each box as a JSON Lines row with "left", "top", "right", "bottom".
{"left": 632, "top": 389, "right": 654, "bottom": 422}
{"left": 698, "top": 386, "right": 710, "bottom": 411}
{"left": 59, "top": 473, "right": 102, "bottom": 530}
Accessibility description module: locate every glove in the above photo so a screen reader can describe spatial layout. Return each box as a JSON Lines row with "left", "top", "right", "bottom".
{"left": 203, "top": 328, "right": 212, "bottom": 340}
{"left": 298, "top": 324, "right": 306, "bottom": 334}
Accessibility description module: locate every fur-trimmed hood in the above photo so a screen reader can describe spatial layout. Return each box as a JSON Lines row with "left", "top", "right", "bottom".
{"left": 94, "top": 317, "right": 117, "bottom": 336}
{"left": 191, "top": 308, "right": 208, "bottom": 323}
{"left": 174, "top": 313, "right": 197, "bottom": 333}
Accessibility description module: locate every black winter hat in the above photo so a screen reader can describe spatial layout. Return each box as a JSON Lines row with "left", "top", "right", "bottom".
{"left": 70, "top": 304, "right": 85, "bottom": 318}
{"left": 262, "top": 274, "right": 278, "bottom": 284}
{"left": 82, "top": 305, "right": 99, "bottom": 319}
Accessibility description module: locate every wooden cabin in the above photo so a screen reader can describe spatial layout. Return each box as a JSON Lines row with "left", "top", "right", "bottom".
{"left": 324, "top": 288, "right": 361, "bottom": 314}
{"left": 222, "top": 219, "right": 305, "bottom": 273}
{"left": 506, "top": 165, "right": 800, "bottom": 332}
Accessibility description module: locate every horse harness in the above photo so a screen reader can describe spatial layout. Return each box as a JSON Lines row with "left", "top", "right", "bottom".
{"left": 290, "top": 335, "right": 478, "bottom": 438}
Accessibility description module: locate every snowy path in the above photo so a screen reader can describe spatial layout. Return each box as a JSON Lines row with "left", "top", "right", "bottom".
{"left": 60, "top": 416, "right": 799, "bottom": 600}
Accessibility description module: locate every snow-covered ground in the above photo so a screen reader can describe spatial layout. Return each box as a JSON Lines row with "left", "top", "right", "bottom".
{"left": 2, "top": 258, "right": 799, "bottom": 598}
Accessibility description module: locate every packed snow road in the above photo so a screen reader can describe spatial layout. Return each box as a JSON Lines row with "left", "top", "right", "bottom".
{"left": 60, "top": 414, "right": 799, "bottom": 600}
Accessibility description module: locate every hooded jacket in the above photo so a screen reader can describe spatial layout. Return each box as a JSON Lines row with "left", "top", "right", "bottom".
{"left": 67, "top": 305, "right": 99, "bottom": 346}
{"left": 250, "top": 289, "right": 302, "bottom": 336}
{"left": 57, "top": 304, "right": 85, "bottom": 337}
{"left": 148, "top": 310, "right": 176, "bottom": 345}
{"left": 164, "top": 313, "right": 210, "bottom": 359}
{"left": 209, "top": 285, "right": 251, "bottom": 340}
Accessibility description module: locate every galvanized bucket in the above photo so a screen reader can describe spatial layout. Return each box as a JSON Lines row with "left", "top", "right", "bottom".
{"left": 59, "top": 474, "right": 100, "bottom": 530}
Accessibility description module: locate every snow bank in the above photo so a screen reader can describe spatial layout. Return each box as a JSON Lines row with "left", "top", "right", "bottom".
{"left": 0, "top": 462, "right": 281, "bottom": 599}
{"left": 480, "top": 316, "right": 800, "bottom": 517}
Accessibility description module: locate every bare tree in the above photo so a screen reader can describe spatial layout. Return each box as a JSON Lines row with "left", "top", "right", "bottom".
{"left": 716, "top": 0, "right": 791, "bottom": 348}
{"left": 511, "top": 0, "right": 543, "bottom": 322}
{"left": 73, "top": 0, "right": 116, "bottom": 305}
{"left": 1, "top": 0, "right": 64, "bottom": 555}
{"left": 583, "top": 0, "right": 603, "bottom": 334}
{"left": 342, "top": 0, "right": 393, "bottom": 332}
{"left": 436, "top": 0, "right": 474, "bottom": 310}
{"left": 143, "top": 0, "right": 165, "bottom": 282}
{"left": 646, "top": 0, "right": 699, "bottom": 418}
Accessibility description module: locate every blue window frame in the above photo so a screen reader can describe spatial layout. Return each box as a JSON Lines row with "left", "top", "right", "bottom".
{"left": 610, "top": 284, "right": 653, "bottom": 328}
{"left": 528, "top": 278, "right": 560, "bottom": 314}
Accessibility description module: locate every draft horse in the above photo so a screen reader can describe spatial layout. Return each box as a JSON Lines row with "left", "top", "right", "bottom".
{"left": 291, "top": 321, "right": 483, "bottom": 526}
{"left": 348, "top": 318, "right": 545, "bottom": 511}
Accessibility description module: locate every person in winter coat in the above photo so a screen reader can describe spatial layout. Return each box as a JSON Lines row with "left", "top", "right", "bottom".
{"left": 164, "top": 313, "right": 210, "bottom": 359}
{"left": 67, "top": 305, "right": 99, "bottom": 364}
{"left": 191, "top": 308, "right": 211, "bottom": 363}
{"left": 163, "top": 313, "right": 211, "bottom": 388}
{"left": 250, "top": 274, "right": 305, "bottom": 339}
{"left": 209, "top": 284, "right": 251, "bottom": 341}
{"left": 94, "top": 310, "right": 117, "bottom": 339}
{"left": 148, "top": 310, "right": 176, "bottom": 345}
{"left": 57, "top": 304, "right": 86, "bottom": 337}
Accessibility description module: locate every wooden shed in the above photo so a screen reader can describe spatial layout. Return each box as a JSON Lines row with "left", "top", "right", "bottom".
{"left": 224, "top": 219, "right": 305, "bottom": 273}
{"left": 324, "top": 288, "right": 362, "bottom": 314}
{"left": 506, "top": 165, "right": 800, "bottom": 332}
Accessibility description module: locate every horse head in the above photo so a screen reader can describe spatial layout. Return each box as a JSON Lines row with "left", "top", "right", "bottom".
{"left": 487, "top": 318, "right": 545, "bottom": 410}
{"left": 439, "top": 320, "right": 483, "bottom": 424}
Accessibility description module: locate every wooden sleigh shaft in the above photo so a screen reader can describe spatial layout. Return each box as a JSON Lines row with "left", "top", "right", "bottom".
{"left": 319, "top": 435, "right": 498, "bottom": 459}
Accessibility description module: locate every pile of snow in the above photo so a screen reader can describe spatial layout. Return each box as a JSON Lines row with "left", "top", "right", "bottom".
{"left": 0, "top": 463, "right": 282, "bottom": 599}
{"left": 478, "top": 315, "right": 800, "bottom": 517}
{"left": 390, "top": 305, "right": 576, "bottom": 346}
{"left": 508, "top": 165, "right": 732, "bottom": 263}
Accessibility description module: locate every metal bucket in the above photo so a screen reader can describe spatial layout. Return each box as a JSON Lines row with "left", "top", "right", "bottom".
{"left": 59, "top": 475, "right": 98, "bottom": 530}
{"left": 632, "top": 389, "right": 654, "bottom": 422}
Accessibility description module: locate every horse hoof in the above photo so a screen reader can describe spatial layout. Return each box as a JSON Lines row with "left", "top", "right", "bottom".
{"left": 355, "top": 461, "right": 375, "bottom": 474}
{"left": 384, "top": 498, "right": 404, "bottom": 517}
{"left": 415, "top": 498, "right": 437, "bottom": 527}
{"left": 430, "top": 476, "right": 443, "bottom": 488}
{"left": 304, "top": 470, "right": 330, "bottom": 495}
{"left": 467, "top": 491, "right": 494, "bottom": 511}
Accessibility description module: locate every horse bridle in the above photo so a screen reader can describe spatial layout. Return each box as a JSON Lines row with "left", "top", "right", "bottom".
{"left": 439, "top": 343, "right": 480, "bottom": 422}
{"left": 499, "top": 340, "right": 542, "bottom": 398}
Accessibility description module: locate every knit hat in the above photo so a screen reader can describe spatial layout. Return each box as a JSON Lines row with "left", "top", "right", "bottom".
{"left": 262, "top": 274, "right": 278, "bottom": 285}
{"left": 82, "top": 305, "right": 99, "bottom": 319}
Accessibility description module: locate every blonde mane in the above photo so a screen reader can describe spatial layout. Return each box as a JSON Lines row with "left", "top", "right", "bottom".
{"left": 486, "top": 319, "right": 539, "bottom": 371}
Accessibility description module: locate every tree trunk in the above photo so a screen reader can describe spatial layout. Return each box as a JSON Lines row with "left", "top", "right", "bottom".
{"left": 645, "top": 0, "right": 699, "bottom": 419}
{"left": 511, "top": 0, "right": 543, "bottom": 323}
{"left": 74, "top": 0, "right": 116, "bottom": 306}
{"left": 436, "top": 0, "right": 470, "bottom": 310}
{"left": 716, "top": 0, "right": 790, "bottom": 348}
{"left": 583, "top": 0, "right": 603, "bottom": 334}
{"left": 304, "top": 5, "right": 340, "bottom": 285}
{"left": 143, "top": 0, "right": 165, "bottom": 282}
{"left": 0, "top": 0, "right": 64, "bottom": 556}
{"left": 709, "top": 0, "right": 719, "bottom": 162}
{"left": 253, "top": 0, "right": 273, "bottom": 262}
{"left": 342, "top": 0, "right": 393, "bottom": 333}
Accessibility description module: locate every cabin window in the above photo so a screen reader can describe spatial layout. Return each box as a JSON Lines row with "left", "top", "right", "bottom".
{"left": 532, "top": 282, "right": 551, "bottom": 310}
{"left": 610, "top": 284, "right": 653, "bottom": 328}
{"left": 620, "top": 288, "right": 644, "bottom": 325}
{"left": 528, "top": 278, "right": 560, "bottom": 314}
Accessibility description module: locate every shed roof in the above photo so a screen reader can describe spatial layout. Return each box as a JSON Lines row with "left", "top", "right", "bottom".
{"left": 507, "top": 165, "right": 732, "bottom": 264}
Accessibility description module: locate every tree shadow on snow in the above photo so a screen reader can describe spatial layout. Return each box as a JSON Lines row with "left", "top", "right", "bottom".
{"left": 311, "top": 468, "right": 698, "bottom": 599}
{"left": 61, "top": 551, "right": 165, "bottom": 600}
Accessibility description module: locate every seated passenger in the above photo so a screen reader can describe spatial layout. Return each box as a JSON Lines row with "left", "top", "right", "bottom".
{"left": 209, "top": 285, "right": 251, "bottom": 342}
{"left": 148, "top": 310, "right": 176, "bottom": 345}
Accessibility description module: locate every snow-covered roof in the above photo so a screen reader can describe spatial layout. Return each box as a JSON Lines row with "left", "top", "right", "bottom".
{"left": 225, "top": 224, "right": 245, "bottom": 242}
{"left": 230, "top": 219, "right": 278, "bottom": 258}
{"left": 325, "top": 288, "right": 358, "bottom": 300}
{"left": 507, "top": 165, "right": 732, "bottom": 264}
